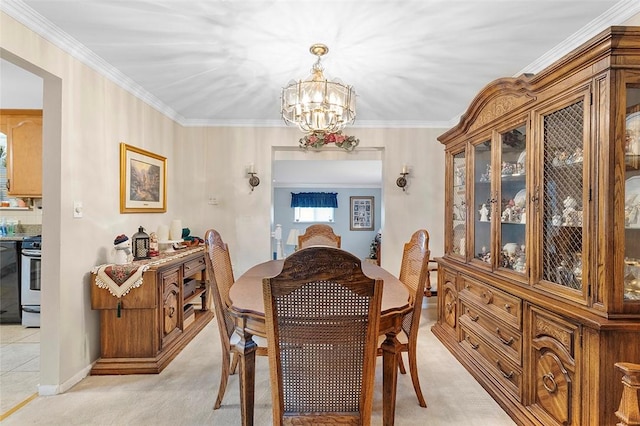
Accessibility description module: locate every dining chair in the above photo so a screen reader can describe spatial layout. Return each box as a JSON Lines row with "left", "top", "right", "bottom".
{"left": 385, "top": 229, "right": 431, "bottom": 408}
{"left": 263, "top": 246, "right": 383, "bottom": 425}
{"left": 297, "top": 223, "right": 341, "bottom": 248}
{"left": 204, "top": 229, "right": 267, "bottom": 410}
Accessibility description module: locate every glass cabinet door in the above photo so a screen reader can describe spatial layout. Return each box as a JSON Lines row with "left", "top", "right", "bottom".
{"left": 624, "top": 81, "right": 640, "bottom": 302}
{"left": 473, "top": 140, "right": 492, "bottom": 264}
{"left": 541, "top": 100, "right": 585, "bottom": 291}
{"left": 451, "top": 151, "right": 467, "bottom": 257}
{"left": 498, "top": 124, "right": 527, "bottom": 273}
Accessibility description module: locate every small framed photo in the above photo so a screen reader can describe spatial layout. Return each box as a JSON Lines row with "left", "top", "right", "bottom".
{"left": 350, "top": 196, "right": 374, "bottom": 231}
{"left": 120, "top": 143, "right": 167, "bottom": 213}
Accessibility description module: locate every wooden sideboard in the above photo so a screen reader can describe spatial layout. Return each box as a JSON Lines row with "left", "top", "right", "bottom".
{"left": 90, "top": 248, "right": 213, "bottom": 374}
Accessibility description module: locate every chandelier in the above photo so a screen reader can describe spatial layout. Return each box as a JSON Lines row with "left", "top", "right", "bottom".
{"left": 281, "top": 44, "right": 356, "bottom": 134}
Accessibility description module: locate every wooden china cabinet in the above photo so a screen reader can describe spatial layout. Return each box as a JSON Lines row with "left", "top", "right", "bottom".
{"left": 432, "top": 26, "right": 640, "bottom": 426}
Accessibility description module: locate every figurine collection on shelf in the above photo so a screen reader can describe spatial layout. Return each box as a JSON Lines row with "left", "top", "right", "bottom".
{"left": 453, "top": 201, "right": 466, "bottom": 221}
{"left": 500, "top": 243, "right": 526, "bottom": 272}
{"left": 479, "top": 164, "right": 492, "bottom": 182}
{"left": 500, "top": 198, "right": 525, "bottom": 224}
{"left": 624, "top": 258, "right": 640, "bottom": 300}
{"left": 561, "top": 196, "right": 582, "bottom": 226}
{"left": 500, "top": 161, "right": 525, "bottom": 176}
{"left": 551, "top": 147, "right": 583, "bottom": 167}
{"left": 476, "top": 246, "right": 491, "bottom": 263}
{"left": 555, "top": 253, "right": 583, "bottom": 290}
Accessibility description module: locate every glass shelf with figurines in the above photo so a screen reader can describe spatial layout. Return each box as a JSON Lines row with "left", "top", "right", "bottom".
{"left": 500, "top": 243, "right": 526, "bottom": 273}
{"left": 624, "top": 258, "right": 640, "bottom": 301}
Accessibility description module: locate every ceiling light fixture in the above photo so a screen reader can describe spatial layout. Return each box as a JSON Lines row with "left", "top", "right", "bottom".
{"left": 281, "top": 44, "right": 356, "bottom": 135}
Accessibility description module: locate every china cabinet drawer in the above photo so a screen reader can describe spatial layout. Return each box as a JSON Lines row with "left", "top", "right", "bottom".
{"left": 460, "top": 300, "right": 522, "bottom": 365}
{"left": 183, "top": 257, "right": 206, "bottom": 278}
{"left": 461, "top": 324, "right": 522, "bottom": 401}
{"left": 459, "top": 275, "right": 522, "bottom": 330}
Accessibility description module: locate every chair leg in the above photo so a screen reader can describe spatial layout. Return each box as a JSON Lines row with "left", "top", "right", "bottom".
{"left": 230, "top": 351, "right": 239, "bottom": 375}
{"left": 397, "top": 352, "right": 407, "bottom": 375}
{"left": 214, "top": 348, "right": 232, "bottom": 410}
{"left": 407, "top": 342, "right": 427, "bottom": 408}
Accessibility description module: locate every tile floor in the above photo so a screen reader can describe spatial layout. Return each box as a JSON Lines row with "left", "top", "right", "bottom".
{"left": 0, "top": 325, "right": 40, "bottom": 417}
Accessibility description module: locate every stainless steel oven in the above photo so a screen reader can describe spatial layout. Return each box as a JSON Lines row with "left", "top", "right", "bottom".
{"left": 21, "top": 236, "right": 41, "bottom": 327}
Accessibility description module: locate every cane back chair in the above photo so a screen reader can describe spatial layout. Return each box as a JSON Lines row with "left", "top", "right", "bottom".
{"left": 204, "top": 229, "right": 266, "bottom": 409}
{"left": 297, "top": 224, "right": 341, "bottom": 248}
{"left": 389, "top": 229, "right": 431, "bottom": 408}
{"left": 263, "top": 246, "right": 383, "bottom": 425}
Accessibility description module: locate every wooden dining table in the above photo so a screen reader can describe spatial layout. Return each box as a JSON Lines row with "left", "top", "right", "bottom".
{"left": 228, "top": 259, "right": 411, "bottom": 426}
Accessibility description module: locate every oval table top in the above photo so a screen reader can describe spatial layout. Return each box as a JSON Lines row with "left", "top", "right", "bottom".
{"left": 230, "top": 259, "right": 410, "bottom": 318}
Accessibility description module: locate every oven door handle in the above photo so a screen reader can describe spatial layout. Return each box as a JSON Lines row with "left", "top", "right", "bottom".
{"left": 22, "top": 250, "right": 42, "bottom": 257}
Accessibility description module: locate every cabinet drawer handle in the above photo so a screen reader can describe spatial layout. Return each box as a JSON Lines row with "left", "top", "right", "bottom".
{"left": 481, "top": 290, "right": 494, "bottom": 304}
{"left": 465, "top": 284, "right": 470, "bottom": 290}
{"left": 466, "top": 308, "right": 479, "bottom": 321}
{"left": 465, "top": 336, "right": 479, "bottom": 350}
{"left": 496, "top": 360, "right": 514, "bottom": 379}
{"left": 542, "top": 373, "right": 557, "bottom": 393}
{"left": 495, "top": 328, "right": 514, "bottom": 346}
{"left": 168, "top": 306, "right": 176, "bottom": 318}
{"left": 504, "top": 303, "right": 511, "bottom": 311}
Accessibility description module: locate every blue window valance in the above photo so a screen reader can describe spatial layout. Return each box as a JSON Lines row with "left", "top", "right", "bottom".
{"left": 291, "top": 192, "right": 338, "bottom": 208}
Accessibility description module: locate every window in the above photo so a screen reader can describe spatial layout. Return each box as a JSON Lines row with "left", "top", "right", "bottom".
{"left": 294, "top": 207, "right": 334, "bottom": 223}
{"left": 291, "top": 192, "right": 338, "bottom": 223}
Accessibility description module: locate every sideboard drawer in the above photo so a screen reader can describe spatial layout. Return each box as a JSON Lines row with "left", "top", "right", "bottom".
{"left": 461, "top": 324, "right": 523, "bottom": 401}
{"left": 459, "top": 275, "right": 522, "bottom": 330}
{"left": 460, "top": 300, "right": 522, "bottom": 366}
{"left": 184, "top": 256, "right": 206, "bottom": 278}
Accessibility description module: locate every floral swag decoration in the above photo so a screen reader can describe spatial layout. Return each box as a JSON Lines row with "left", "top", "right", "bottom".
{"left": 299, "top": 131, "right": 360, "bottom": 151}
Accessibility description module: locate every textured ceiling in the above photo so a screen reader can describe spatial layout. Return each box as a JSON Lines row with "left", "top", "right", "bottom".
{"left": 4, "top": 0, "right": 639, "bottom": 128}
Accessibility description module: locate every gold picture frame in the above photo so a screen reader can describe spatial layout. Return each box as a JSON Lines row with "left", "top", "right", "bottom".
{"left": 350, "top": 196, "right": 374, "bottom": 231}
{"left": 120, "top": 143, "right": 167, "bottom": 213}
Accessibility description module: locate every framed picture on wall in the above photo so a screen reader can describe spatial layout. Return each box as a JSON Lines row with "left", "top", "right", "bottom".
{"left": 350, "top": 196, "right": 374, "bottom": 231}
{"left": 120, "top": 142, "right": 167, "bottom": 213}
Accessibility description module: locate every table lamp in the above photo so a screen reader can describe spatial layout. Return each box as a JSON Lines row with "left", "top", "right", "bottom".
{"left": 286, "top": 229, "right": 300, "bottom": 253}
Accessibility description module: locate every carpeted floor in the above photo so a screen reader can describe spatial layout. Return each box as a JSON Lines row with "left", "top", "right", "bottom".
{"left": 1, "top": 298, "right": 516, "bottom": 425}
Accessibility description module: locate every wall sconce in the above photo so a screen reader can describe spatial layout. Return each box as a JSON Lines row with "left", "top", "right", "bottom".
{"left": 247, "top": 163, "right": 260, "bottom": 192}
{"left": 396, "top": 165, "right": 409, "bottom": 192}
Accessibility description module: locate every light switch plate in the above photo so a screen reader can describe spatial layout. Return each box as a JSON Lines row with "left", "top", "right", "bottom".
{"left": 73, "top": 201, "right": 83, "bottom": 218}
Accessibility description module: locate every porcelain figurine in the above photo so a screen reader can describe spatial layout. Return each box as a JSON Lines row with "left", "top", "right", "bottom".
{"left": 113, "top": 234, "right": 132, "bottom": 265}
{"left": 479, "top": 204, "right": 489, "bottom": 222}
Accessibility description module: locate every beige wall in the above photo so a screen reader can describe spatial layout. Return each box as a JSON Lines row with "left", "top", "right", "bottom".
{"left": 179, "top": 126, "right": 446, "bottom": 275}
{"left": 1, "top": 11, "right": 446, "bottom": 394}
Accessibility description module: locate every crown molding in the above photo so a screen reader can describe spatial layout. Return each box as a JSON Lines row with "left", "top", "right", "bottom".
{"left": 516, "top": 0, "right": 640, "bottom": 75}
{"left": 180, "top": 117, "right": 451, "bottom": 129}
{"left": 1, "top": 0, "right": 186, "bottom": 125}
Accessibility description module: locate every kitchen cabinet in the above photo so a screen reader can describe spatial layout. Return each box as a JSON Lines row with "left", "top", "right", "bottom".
{"left": 432, "top": 27, "right": 640, "bottom": 425}
{"left": 0, "top": 109, "right": 42, "bottom": 197}
{"left": 90, "top": 249, "right": 212, "bottom": 374}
